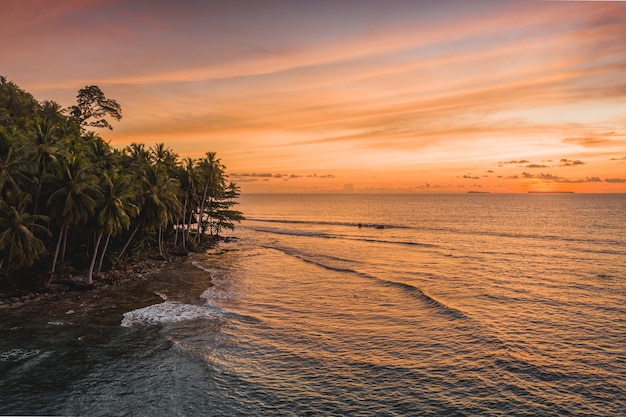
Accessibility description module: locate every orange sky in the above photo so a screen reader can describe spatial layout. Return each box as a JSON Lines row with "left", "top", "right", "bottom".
{"left": 2, "top": 0, "right": 625, "bottom": 193}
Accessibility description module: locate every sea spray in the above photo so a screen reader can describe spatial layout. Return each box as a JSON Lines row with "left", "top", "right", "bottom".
{"left": 120, "top": 301, "right": 217, "bottom": 327}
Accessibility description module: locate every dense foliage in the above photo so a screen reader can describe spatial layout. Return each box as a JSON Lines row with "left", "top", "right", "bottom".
{"left": 0, "top": 76, "right": 243, "bottom": 287}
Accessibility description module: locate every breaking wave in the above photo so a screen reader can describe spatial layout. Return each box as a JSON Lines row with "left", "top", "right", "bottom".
{"left": 121, "top": 301, "right": 220, "bottom": 327}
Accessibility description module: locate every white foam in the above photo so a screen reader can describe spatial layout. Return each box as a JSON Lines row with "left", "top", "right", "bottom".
{"left": 0, "top": 348, "right": 41, "bottom": 362}
{"left": 200, "top": 287, "right": 236, "bottom": 300}
{"left": 191, "top": 261, "right": 225, "bottom": 276}
{"left": 120, "top": 301, "right": 218, "bottom": 327}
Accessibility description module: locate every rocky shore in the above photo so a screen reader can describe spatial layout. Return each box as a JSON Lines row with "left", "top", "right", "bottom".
{"left": 0, "top": 257, "right": 173, "bottom": 309}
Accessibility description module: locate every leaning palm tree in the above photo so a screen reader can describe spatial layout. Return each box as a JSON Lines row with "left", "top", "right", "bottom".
{"left": 86, "top": 173, "right": 140, "bottom": 285}
{"left": 0, "top": 191, "right": 49, "bottom": 272}
{"left": 45, "top": 153, "right": 101, "bottom": 274}
{"left": 116, "top": 164, "right": 181, "bottom": 260}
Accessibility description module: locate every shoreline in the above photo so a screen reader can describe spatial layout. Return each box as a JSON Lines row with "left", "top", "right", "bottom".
{"left": 0, "top": 256, "right": 172, "bottom": 310}
{"left": 0, "top": 237, "right": 229, "bottom": 310}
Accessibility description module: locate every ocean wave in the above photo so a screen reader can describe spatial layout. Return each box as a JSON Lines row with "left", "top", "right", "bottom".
{"left": 257, "top": 228, "right": 438, "bottom": 248}
{"left": 255, "top": 227, "right": 336, "bottom": 239}
{"left": 200, "top": 287, "right": 237, "bottom": 300}
{"left": 378, "top": 279, "right": 470, "bottom": 321}
{"left": 121, "top": 301, "right": 219, "bottom": 327}
{"left": 248, "top": 218, "right": 624, "bottom": 249}
{"left": 272, "top": 246, "right": 469, "bottom": 321}
{"left": 247, "top": 218, "right": 409, "bottom": 230}
{"left": 192, "top": 261, "right": 227, "bottom": 276}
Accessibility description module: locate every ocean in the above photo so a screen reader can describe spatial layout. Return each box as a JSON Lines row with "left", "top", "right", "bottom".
{"left": 1, "top": 193, "right": 625, "bottom": 416}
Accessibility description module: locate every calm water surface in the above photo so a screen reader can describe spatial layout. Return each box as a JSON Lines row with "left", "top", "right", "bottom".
{"left": 1, "top": 194, "right": 625, "bottom": 416}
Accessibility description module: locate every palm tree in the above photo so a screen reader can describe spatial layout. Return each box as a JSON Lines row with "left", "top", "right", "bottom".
{"left": 116, "top": 164, "right": 181, "bottom": 260}
{"left": 0, "top": 146, "right": 33, "bottom": 199}
{"left": 45, "top": 154, "right": 101, "bottom": 274}
{"left": 123, "top": 142, "right": 150, "bottom": 172}
{"left": 0, "top": 191, "right": 49, "bottom": 272}
{"left": 86, "top": 173, "right": 139, "bottom": 285}
{"left": 175, "top": 157, "right": 200, "bottom": 249}
{"left": 141, "top": 164, "right": 181, "bottom": 257}
{"left": 196, "top": 152, "right": 225, "bottom": 242}
{"left": 27, "top": 117, "right": 61, "bottom": 214}
{"left": 85, "top": 133, "right": 116, "bottom": 172}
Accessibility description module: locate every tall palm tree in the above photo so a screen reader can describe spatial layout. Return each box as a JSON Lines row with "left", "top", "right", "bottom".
{"left": 175, "top": 157, "right": 200, "bottom": 249}
{"left": 0, "top": 191, "right": 49, "bottom": 272}
{"left": 141, "top": 164, "right": 181, "bottom": 257}
{"left": 196, "top": 152, "right": 225, "bottom": 242}
{"left": 116, "top": 164, "right": 181, "bottom": 260}
{"left": 45, "top": 154, "right": 101, "bottom": 274}
{"left": 86, "top": 173, "right": 139, "bottom": 285}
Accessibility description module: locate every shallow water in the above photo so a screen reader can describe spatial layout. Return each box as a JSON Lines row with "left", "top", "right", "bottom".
{"left": 1, "top": 194, "right": 625, "bottom": 416}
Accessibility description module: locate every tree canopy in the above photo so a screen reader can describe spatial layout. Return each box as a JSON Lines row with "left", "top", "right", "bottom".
{"left": 0, "top": 76, "right": 243, "bottom": 288}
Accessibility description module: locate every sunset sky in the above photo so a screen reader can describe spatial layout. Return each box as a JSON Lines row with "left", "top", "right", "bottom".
{"left": 2, "top": 0, "right": 626, "bottom": 193}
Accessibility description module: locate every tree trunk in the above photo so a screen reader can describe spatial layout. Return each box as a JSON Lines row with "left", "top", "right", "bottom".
{"left": 86, "top": 230, "right": 103, "bottom": 286}
{"left": 158, "top": 224, "right": 163, "bottom": 257}
{"left": 197, "top": 180, "right": 210, "bottom": 242}
{"left": 176, "top": 195, "right": 188, "bottom": 247}
{"left": 185, "top": 207, "right": 195, "bottom": 245}
{"left": 116, "top": 222, "right": 141, "bottom": 263}
{"left": 50, "top": 223, "right": 66, "bottom": 274}
{"left": 97, "top": 233, "right": 111, "bottom": 274}
{"left": 60, "top": 223, "right": 69, "bottom": 262}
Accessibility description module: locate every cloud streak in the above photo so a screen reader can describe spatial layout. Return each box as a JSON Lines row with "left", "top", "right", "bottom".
{"left": 2, "top": 0, "right": 626, "bottom": 192}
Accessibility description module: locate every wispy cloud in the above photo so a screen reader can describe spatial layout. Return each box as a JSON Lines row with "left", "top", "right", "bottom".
{"left": 2, "top": 0, "right": 626, "bottom": 192}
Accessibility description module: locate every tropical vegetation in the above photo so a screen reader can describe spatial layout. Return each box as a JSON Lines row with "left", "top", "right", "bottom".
{"left": 0, "top": 76, "right": 243, "bottom": 290}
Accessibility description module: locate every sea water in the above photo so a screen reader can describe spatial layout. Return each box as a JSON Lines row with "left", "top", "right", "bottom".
{"left": 1, "top": 193, "right": 624, "bottom": 416}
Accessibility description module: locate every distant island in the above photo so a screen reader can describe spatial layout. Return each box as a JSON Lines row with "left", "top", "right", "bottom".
{"left": 528, "top": 191, "right": 575, "bottom": 194}
{"left": 467, "top": 191, "right": 490, "bottom": 194}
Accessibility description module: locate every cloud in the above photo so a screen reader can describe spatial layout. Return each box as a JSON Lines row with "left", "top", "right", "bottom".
{"left": 605, "top": 178, "right": 626, "bottom": 183}
{"left": 463, "top": 175, "right": 480, "bottom": 180}
{"left": 498, "top": 160, "right": 529, "bottom": 166}
{"left": 539, "top": 173, "right": 560, "bottom": 180}
{"left": 560, "top": 158, "right": 585, "bottom": 166}
{"left": 231, "top": 172, "right": 333, "bottom": 180}
{"left": 562, "top": 132, "right": 626, "bottom": 148}
{"left": 231, "top": 173, "right": 274, "bottom": 178}
{"left": 526, "top": 164, "right": 548, "bottom": 168}
{"left": 521, "top": 172, "right": 610, "bottom": 183}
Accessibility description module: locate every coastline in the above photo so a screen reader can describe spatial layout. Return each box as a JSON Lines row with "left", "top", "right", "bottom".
{"left": 0, "top": 237, "right": 225, "bottom": 310}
